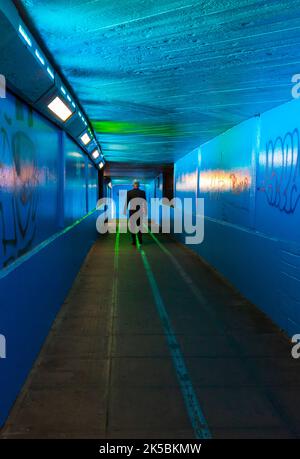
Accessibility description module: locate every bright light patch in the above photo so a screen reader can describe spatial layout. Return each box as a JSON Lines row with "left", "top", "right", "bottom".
{"left": 61, "top": 86, "right": 66, "bottom": 95}
{"left": 199, "top": 169, "right": 251, "bottom": 194}
{"left": 48, "top": 96, "right": 73, "bottom": 122}
{"left": 35, "top": 49, "right": 45, "bottom": 65}
{"left": 176, "top": 172, "right": 198, "bottom": 192}
{"left": 80, "top": 133, "right": 91, "bottom": 145}
{"left": 99, "top": 161, "right": 104, "bottom": 169}
{"left": 19, "top": 25, "right": 32, "bottom": 47}
{"left": 47, "top": 67, "right": 54, "bottom": 79}
{"left": 91, "top": 149, "right": 100, "bottom": 160}
{"left": 68, "top": 152, "right": 82, "bottom": 159}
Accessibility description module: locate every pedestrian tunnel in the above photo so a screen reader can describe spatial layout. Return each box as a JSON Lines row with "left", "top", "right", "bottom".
{"left": 0, "top": 0, "right": 300, "bottom": 440}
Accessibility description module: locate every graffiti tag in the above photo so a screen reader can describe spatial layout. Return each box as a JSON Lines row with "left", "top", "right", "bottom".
{"left": 258, "top": 129, "right": 300, "bottom": 213}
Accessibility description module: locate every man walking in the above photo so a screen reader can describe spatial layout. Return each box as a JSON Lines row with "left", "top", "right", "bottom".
{"left": 124, "top": 180, "right": 147, "bottom": 245}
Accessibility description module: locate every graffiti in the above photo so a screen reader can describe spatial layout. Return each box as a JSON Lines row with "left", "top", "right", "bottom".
{"left": 230, "top": 173, "right": 249, "bottom": 194}
{"left": 0, "top": 107, "right": 39, "bottom": 268}
{"left": 200, "top": 169, "right": 251, "bottom": 199}
{"left": 258, "top": 129, "right": 300, "bottom": 214}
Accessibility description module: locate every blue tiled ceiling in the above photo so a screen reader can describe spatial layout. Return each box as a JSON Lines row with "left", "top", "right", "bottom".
{"left": 20, "top": 0, "right": 300, "bottom": 165}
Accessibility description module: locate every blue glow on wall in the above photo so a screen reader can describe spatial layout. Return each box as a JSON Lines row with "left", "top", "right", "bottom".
{"left": 0, "top": 90, "right": 99, "bottom": 270}
{"left": 174, "top": 98, "right": 300, "bottom": 336}
{"left": 64, "top": 141, "right": 87, "bottom": 225}
{"left": 0, "top": 89, "right": 99, "bottom": 427}
{"left": 0, "top": 91, "right": 60, "bottom": 269}
{"left": 199, "top": 118, "right": 257, "bottom": 229}
{"left": 256, "top": 101, "right": 300, "bottom": 242}
{"left": 87, "top": 162, "right": 99, "bottom": 212}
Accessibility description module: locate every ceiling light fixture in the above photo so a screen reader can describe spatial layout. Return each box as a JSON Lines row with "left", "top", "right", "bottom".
{"left": 80, "top": 132, "right": 92, "bottom": 145}
{"left": 91, "top": 149, "right": 100, "bottom": 160}
{"left": 47, "top": 96, "right": 73, "bottom": 122}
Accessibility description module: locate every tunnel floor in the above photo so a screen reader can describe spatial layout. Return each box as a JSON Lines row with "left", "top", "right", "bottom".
{"left": 1, "top": 230, "right": 300, "bottom": 439}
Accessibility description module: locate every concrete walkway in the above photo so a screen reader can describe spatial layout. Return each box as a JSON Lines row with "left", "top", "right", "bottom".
{"left": 1, "top": 231, "right": 299, "bottom": 439}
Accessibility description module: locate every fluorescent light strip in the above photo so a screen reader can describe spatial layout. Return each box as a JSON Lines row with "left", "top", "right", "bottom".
{"left": 99, "top": 161, "right": 104, "bottom": 169}
{"left": 67, "top": 95, "right": 71, "bottom": 102}
{"left": 19, "top": 25, "right": 32, "bottom": 47}
{"left": 35, "top": 49, "right": 45, "bottom": 65}
{"left": 61, "top": 86, "right": 66, "bottom": 95}
{"left": 48, "top": 96, "right": 73, "bottom": 122}
{"left": 47, "top": 67, "right": 54, "bottom": 79}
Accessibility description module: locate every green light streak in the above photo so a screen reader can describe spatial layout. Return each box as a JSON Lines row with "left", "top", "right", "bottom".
{"left": 91, "top": 120, "right": 181, "bottom": 137}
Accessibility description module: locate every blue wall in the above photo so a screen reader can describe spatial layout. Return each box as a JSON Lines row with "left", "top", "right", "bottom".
{"left": 173, "top": 99, "right": 300, "bottom": 337}
{"left": 64, "top": 137, "right": 89, "bottom": 225}
{"left": 0, "top": 90, "right": 99, "bottom": 426}
{"left": 0, "top": 92, "right": 60, "bottom": 266}
{"left": 87, "top": 162, "right": 99, "bottom": 212}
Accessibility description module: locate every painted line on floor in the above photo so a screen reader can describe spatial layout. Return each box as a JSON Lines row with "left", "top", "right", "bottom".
{"left": 112, "top": 225, "right": 120, "bottom": 308}
{"left": 105, "top": 225, "right": 120, "bottom": 434}
{"left": 145, "top": 229, "right": 230, "bottom": 332}
{"left": 136, "top": 237, "right": 212, "bottom": 439}
{"left": 146, "top": 228, "right": 209, "bottom": 306}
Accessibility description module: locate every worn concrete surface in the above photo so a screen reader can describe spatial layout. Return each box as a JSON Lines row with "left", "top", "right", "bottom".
{"left": 1, "top": 231, "right": 299, "bottom": 439}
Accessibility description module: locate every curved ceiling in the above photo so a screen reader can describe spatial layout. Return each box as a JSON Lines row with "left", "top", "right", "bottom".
{"left": 17, "top": 0, "right": 300, "bottom": 165}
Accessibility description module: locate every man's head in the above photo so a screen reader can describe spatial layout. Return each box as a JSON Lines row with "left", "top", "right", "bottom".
{"left": 133, "top": 179, "right": 140, "bottom": 189}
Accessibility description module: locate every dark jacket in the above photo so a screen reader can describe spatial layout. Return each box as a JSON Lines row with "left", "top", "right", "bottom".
{"left": 125, "top": 188, "right": 146, "bottom": 214}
